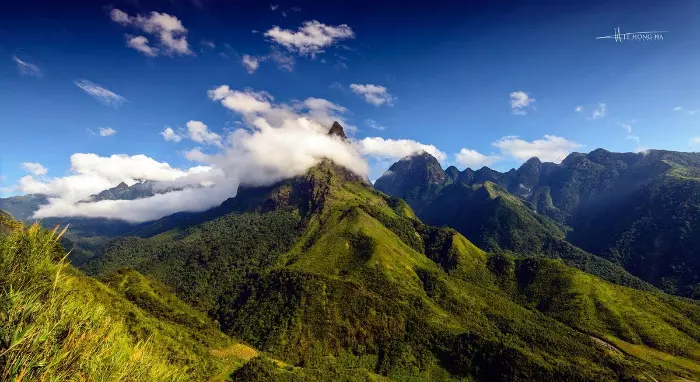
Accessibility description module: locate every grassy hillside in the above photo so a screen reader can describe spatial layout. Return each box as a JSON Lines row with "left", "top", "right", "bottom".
{"left": 0, "top": 218, "right": 270, "bottom": 381}
{"left": 418, "top": 181, "right": 651, "bottom": 290}
{"left": 88, "top": 160, "right": 700, "bottom": 381}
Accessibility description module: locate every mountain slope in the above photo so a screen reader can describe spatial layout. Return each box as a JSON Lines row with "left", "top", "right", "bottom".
{"left": 376, "top": 149, "right": 700, "bottom": 297}
{"left": 87, "top": 158, "right": 700, "bottom": 381}
{"left": 0, "top": 220, "right": 245, "bottom": 381}
{"left": 376, "top": 154, "right": 649, "bottom": 290}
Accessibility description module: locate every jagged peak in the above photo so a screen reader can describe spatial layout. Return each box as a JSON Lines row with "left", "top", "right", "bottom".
{"left": 524, "top": 157, "right": 542, "bottom": 166}
{"left": 560, "top": 152, "right": 586, "bottom": 166}
{"left": 328, "top": 121, "right": 347, "bottom": 141}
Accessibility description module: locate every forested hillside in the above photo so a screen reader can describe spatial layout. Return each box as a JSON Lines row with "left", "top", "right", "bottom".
{"left": 84, "top": 160, "right": 700, "bottom": 381}
{"left": 376, "top": 149, "right": 700, "bottom": 297}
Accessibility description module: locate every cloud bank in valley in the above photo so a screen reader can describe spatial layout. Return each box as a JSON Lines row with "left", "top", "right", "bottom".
{"left": 26, "top": 86, "right": 392, "bottom": 223}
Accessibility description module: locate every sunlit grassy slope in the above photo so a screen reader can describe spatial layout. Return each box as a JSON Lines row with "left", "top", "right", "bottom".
{"left": 89, "top": 160, "right": 700, "bottom": 381}
{"left": 0, "top": 215, "right": 261, "bottom": 381}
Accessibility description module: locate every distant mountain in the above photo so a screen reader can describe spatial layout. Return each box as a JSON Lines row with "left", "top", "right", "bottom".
{"left": 0, "top": 193, "right": 49, "bottom": 221}
{"left": 82, "top": 159, "right": 700, "bottom": 380}
{"left": 376, "top": 149, "right": 700, "bottom": 297}
{"left": 0, "top": 181, "right": 188, "bottom": 265}
{"left": 86, "top": 180, "right": 163, "bottom": 202}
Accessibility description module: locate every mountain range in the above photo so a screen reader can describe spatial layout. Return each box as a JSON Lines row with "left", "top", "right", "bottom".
{"left": 375, "top": 148, "right": 700, "bottom": 298}
{"left": 3, "top": 123, "right": 700, "bottom": 380}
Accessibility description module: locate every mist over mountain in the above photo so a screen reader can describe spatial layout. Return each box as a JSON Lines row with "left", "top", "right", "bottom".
{"left": 3, "top": 124, "right": 700, "bottom": 380}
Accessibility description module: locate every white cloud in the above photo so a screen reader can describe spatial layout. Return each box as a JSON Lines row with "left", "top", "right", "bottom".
{"left": 126, "top": 35, "right": 158, "bottom": 57}
{"left": 110, "top": 9, "right": 192, "bottom": 56}
{"left": 365, "top": 119, "right": 385, "bottom": 131}
{"left": 241, "top": 54, "right": 262, "bottom": 74}
{"left": 270, "top": 4, "right": 279, "bottom": 10}
{"left": 673, "top": 106, "right": 698, "bottom": 115}
{"left": 34, "top": 186, "right": 231, "bottom": 223}
{"left": 264, "top": 20, "right": 354, "bottom": 56}
{"left": 201, "top": 40, "right": 215, "bottom": 49}
{"left": 619, "top": 122, "right": 633, "bottom": 134}
{"left": 99, "top": 127, "right": 117, "bottom": 136}
{"left": 575, "top": 105, "right": 583, "bottom": 112}
{"left": 454, "top": 149, "right": 500, "bottom": 169}
{"left": 590, "top": 103, "right": 606, "bottom": 119}
{"left": 690, "top": 137, "right": 700, "bottom": 147}
{"left": 186, "top": 120, "right": 222, "bottom": 146}
{"left": 207, "top": 86, "right": 357, "bottom": 134}
{"left": 205, "top": 85, "right": 368, "bottom": 187}
{"left": 21, "top": 87, "right": 383, "bottom": 223}
{"left": 349, "top": 84, "right": 394, "bottom": 106}
{"left": 12, "top": 55, "right": 42, "bottom": 77}
{"left": 510, "top": 91, "right": 535, "bottom": 115}
{"left": 355, "top": 137, "right": 446, "bottom": 161}
{"left": 161, "top": 127, "right": 182, "bottom": 142}
{"left": 21, "top": 162, "right": 48, "bottom": 176}
{"left": 20, "top": 153, "right": 214, "bottom": 204}
{"left": 74, "top": 80, "right": 128, "bottom": 108}
{"left": 493, "top": 135, "right": 582, "bottom": 163}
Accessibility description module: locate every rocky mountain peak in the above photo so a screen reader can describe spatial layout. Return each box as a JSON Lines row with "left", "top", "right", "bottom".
{"left": 328, "top": 121, "right": 347, "bottom": 141}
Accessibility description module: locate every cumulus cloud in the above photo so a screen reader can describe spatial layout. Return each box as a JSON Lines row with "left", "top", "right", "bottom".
{"left": 21, "top": 162, "right": 48, "bottom": 176}
{"left": 186, "top": 120, "right": 222, "bottom": 146}
{"left": 74, "top": 80, "right": 128, "bottom": 108}
{"left": 590, "top": 103, "right": 606, "bottom": 119}
{"left": 21, "top": 153, "right": 214, "bottom": 205}
{"left": 510, "top": 91, "right": 535, "bottom": 115}
{"left": 12, "top": 55, "right": 42, "bottom": 77}
{"left": 26, "top": 87, "right": 370, "bottom": 223}
{"left": 126, "top": 35, "right": 158, "bottom": 57}
{"left": 208, "top": 85, "right": 357, "bottom": 133}
{"left": 241, "top": 54, "right": 262, "bottom": 73}
{"left": 99, "top": 127, "right": 117, "bottom": 136}
{"left": 161, "top": 127, "right": 182, "bottom": 142}
{"left": 355, "top": 137, "right": 446, "bottom": 161}
{"left": 110, "top": 8, "right": 192, "bottom": 56}
{"left": 264, "top": 20, "right": 354, "bottom": 56}
{"left": 575, "top": 105, "right": 583, "bottom": 112}
{"left": 454, "top": 149, "right": 500, "bottom": 169}
{"left": 493, "top": 135, "right": 582, "bottom": 163}
{"left": 350, "top": 84, "right": 394, "bottom": 106}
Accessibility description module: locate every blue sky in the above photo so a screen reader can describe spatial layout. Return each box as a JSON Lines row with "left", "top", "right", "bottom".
{"left": 2, "top": 0, "right": 700, "bottom": 207}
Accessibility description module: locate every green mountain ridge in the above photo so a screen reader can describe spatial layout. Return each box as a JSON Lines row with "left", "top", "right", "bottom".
{"left": 82, "top": 159, "right": 700, "bottom": 381}
{"left": 375, "top": 149, "right": 700, "bottom": 297}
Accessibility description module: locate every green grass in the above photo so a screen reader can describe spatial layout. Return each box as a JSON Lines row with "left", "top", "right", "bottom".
{"left": 0, "top": 221, "right": 273, "bottom": 381}
{"left": 86, "top": 161, "right": 700, "bottom": 381}
{"left": 0, "top": 223, "right": 190, "bottom": 381}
